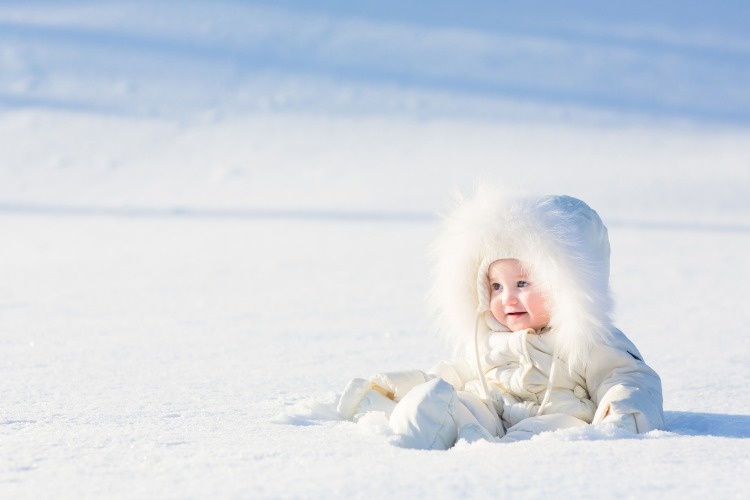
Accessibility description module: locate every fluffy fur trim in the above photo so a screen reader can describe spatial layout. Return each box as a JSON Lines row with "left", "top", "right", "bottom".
{"left": 428, "top": 185, "right": 615, "bottom": 369}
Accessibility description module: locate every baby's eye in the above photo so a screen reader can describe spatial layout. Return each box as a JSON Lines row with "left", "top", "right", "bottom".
{"left": 492, "top": 283, "right": 502, "bottom": 291}
{"left": 517, "top": 281, "right": 530, "bottom": 288}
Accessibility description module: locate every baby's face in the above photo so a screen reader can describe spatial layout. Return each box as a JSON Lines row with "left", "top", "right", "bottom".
{"left": 488, "top": 259, "right": 550, "bottom": 332}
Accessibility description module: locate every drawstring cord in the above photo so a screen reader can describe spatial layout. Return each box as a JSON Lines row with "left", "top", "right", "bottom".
{"left": 474, "top": 314, "right": 560, "bottom": 422}
{"left": 536, "top": 340, "right": 560, "bottom": 416}
{"left": 473, "top": 311, "right": 505, "bottom": 436}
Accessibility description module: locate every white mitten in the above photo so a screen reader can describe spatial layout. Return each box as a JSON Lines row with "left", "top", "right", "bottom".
{"left": 369, "top": 370, "right": 431, "bottom": 401}
{"left": 337, "top": 377, "right": 397, "bottom": 421}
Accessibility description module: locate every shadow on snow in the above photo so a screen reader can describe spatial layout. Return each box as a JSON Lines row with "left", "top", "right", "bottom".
{"left": 664, "top": 411, "right": 750, "bottom": 438}
{"left": 277, "top": 403, "right": 750, "bottom": 441}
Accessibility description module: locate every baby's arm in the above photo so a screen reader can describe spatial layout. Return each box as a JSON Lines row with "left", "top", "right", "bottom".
{"left": 427, "top": 357, "right": 476, "bottom": 390}
{"left": 585, "top": 332, "right": 665, "bottom": 433}
{"left": 338, "top": 355, "right": 484, "bottom": 421}
{"left": 337, "top": 369, "right": 434, "bottom": 420}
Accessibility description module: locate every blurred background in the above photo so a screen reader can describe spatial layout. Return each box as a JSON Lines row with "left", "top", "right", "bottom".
{"left": 1, "top": 0, "right": 749, "bottom": 221}
{"left": 3, "top": 0, "right": 750, "bottom": 121}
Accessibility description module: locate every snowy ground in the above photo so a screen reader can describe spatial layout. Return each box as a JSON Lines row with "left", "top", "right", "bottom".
{"left": 2, "top": 1, "right": 750, "bottom": 498}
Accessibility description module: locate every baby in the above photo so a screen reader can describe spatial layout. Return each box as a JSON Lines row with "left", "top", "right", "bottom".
{"left": 338, "top": 189, "right": 665, "bottom": 449}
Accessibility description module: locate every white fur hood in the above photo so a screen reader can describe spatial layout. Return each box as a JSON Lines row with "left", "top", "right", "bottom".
{"left": 429, "top": 187, "right": 615, "bottom": 369}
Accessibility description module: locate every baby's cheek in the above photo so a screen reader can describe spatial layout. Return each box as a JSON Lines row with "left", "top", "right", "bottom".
{"left": 489, "top": 302, "right": 504, "bottom": 321}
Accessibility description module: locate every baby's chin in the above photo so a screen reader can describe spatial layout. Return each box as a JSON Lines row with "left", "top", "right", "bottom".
{"left": 503, "top": 316, "right": 547, "bottom": 332}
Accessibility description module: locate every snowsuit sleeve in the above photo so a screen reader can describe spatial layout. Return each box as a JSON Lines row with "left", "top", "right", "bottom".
{"left": 585, "top": 331, "right": 665, "bottom": 433}
{"left": 427, "top": 357, "right": 476, "bottom": 391}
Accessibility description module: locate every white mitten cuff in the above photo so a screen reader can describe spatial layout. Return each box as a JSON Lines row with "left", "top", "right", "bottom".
{"left": 370, "top": 370, "right": 430, "bottom": 401}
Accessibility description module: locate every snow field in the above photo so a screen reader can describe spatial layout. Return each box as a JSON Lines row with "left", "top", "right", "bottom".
{"left": 2, "top": 184, "right": 749, "bottom": 497}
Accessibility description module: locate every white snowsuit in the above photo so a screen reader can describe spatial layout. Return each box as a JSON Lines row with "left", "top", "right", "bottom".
{"left": 338, "top": 189, "right": 665, "bottom": 449}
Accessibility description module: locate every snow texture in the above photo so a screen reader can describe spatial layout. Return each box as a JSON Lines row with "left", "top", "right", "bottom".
{"left": 1, "top": 1, "right": 749, "bottom": 498}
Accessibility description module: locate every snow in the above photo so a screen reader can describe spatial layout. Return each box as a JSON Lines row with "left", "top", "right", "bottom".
{"left": 1, "top": 1, "right": 749, "bottom": 498}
